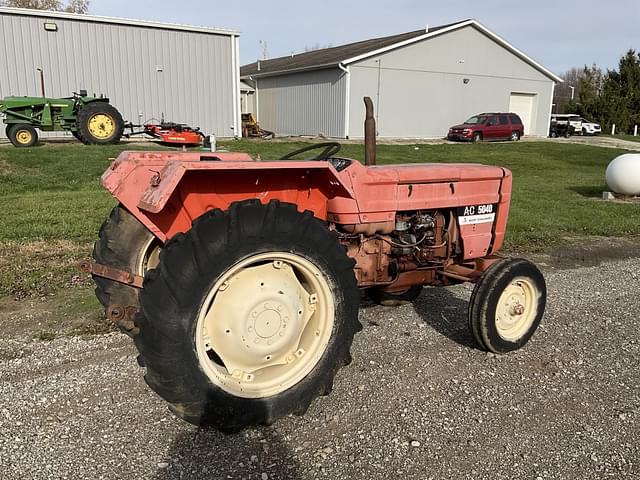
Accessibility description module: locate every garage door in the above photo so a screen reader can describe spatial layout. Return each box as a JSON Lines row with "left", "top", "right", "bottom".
{"left": 509, "top": 93, "right": 536, "bottom": 135}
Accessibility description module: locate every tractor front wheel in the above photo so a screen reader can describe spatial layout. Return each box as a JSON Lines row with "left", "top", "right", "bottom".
{"left": 135, "top": 200, "right": 361, "bottom": 431}
{"left": 76, "top": 102, "right": 124, "bottom": 145}
{"left": 92, "top": 205, "right": 161, "bottom": 336}
{"left": 468, "top": 258, "right": 546, "bottom": 353}
{"left": 8, "top": 124, "right": 38, "bottom": 148}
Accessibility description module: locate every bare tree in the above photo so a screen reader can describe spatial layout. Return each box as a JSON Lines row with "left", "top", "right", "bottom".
{"left": 0, "top": 0, "right": 89, "bottom": 13}
{"left": 64, "top": 0, "right": 88, "bottom": 13}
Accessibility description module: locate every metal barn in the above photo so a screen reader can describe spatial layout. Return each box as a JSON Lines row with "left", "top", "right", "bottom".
{"left": 0, "top": 7, "right": 241, "bottom": 139}
{"left": 241, "top": 20, "right": 561, "bottom": 139}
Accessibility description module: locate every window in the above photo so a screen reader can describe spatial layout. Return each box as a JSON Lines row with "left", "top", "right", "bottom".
{"left": 509, "top": 114, "right": 522, "bottom": 124}
{"left": 464, "top": 115, "right": 487, "bottom": 125}
{"left": 486, "top": 116, "right": 498, "bottom": 126}
{"left": 499, "top": 115, "right": 509, "bottom": 125}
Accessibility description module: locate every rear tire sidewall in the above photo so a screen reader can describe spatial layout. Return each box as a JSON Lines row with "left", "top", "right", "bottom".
{"left": 136, "top": 201, "right": 360, "bottom": 430}
{"left": 469, "top": 258, "right": 546, "bottom": 353}
{"left": 511, "top": 130, "right": 520, "bottom": 141}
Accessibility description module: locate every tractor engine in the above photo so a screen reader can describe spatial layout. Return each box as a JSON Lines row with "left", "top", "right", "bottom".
{"left": 338, "top": 210, "right": 455, "bottom": 289}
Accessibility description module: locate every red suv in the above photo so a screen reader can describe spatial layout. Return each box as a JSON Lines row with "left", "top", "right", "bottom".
{"left": 447, "top": 113, "right": 524, "bottom": 142}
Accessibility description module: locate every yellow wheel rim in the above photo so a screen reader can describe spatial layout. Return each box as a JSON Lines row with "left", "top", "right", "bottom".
{"left": 16, "top": 129, "right": 33, "bottom": 145}
{"left": 195, "top": 252, "right": 335, "bottom": 398}
{"left": 88, "top": 113, "right": 115, "bottom": 139}
{"left": 495, "top": 277, "right": 538, "bottom": 341}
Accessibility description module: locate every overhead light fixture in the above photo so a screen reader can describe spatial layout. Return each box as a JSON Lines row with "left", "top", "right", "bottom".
{"left": 44, "top": 22, "right": 58, "bottom": 32}
{"left": 463, "top": 78, "right": 470, "bottom": 84}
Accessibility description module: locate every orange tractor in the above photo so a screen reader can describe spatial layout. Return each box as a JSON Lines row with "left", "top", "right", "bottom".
{"left": 85, "top": 98, "right": 546, "bottom": 431}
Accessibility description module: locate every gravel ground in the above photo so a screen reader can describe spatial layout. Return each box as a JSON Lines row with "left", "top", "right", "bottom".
{"left": 1, "top": 256, "right": 639, "bottom": 479}
{"left": 524, "top": 135, "right": 640, "bottom": 151}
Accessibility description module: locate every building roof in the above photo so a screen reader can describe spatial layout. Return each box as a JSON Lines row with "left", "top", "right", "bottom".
{"left": 0, "top": 6, "right": 239, "bottom": 36}
{"left": 241, "top": 19, "right": 562, "bottom": 83}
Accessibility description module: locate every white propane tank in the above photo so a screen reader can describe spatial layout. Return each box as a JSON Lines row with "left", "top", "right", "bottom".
{"left": 605, "top": 153, "right": 640, "bottom": 196}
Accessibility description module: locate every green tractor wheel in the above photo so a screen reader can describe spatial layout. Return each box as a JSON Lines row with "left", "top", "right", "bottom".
{"left": 76, "top": 102, "right": 124, "bottom": 145}
{"left": 8, "top": 124, "right": 38, "bottom": 148}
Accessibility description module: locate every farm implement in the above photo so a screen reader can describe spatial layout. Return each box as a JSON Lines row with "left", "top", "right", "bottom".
{"left": 85, "top": 97, "right": 547, "bottom": 432}
{"left": 123, "top": 121, "right": 209, "bottom": 147}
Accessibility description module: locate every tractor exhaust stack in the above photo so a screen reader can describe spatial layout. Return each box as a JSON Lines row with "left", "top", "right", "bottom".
{"left": 364, "top": 96, "right": 376, "bottom": 166}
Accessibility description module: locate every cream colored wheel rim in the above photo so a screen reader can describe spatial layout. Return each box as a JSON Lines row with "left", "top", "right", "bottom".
{"left": 88, "top": 113, "right": 115, "bottom": 139}
{"left": 136, "top": 237, "right": 162, "bottom": 275}
{"left": 195, "top": 252, "right": 334, "bottom": 398}
{"left": 495, "top": 277, "right": 537, "bottom": 341}
{"left": 16, "top": 129, "right": 33, "bottom": 145}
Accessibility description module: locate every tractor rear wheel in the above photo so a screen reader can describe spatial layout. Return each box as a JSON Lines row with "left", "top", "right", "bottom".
{"left": 468, "top": 258, "right": 546, "bottom": 353}
{"left": 92, "top": 205, "right": 161, "bottom": 336}
{"left": 76, "top": 102, "right": 124, "bottom": 145}
{"left": 8, "top": 124, "right": 38, "bottom": 148}
{"left": 368, "top": 285, "right": 423, "bottom": 306}
{"left": 135, "top": 200, "right": 361, "bottom": 431}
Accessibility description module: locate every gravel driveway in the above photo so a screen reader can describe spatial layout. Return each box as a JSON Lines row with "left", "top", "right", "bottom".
{"left": 526, "top": 135, "right": 640, "bottom": 151}
{"left": 1, "top": 255, "right": 638, "bottom": 479}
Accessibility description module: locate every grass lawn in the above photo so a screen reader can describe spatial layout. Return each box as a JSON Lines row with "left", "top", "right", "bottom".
{"left": 0, "top": 139, "right": 638, "bottom": 295}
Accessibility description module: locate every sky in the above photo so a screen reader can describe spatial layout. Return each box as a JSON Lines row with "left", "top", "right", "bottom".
{"left": 89, "top": 0, "right": 640, "bottom": 76}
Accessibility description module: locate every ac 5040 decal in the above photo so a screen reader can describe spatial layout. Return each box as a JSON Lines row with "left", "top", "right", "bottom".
{"left": 456, "top": 204, "right": 497, "bottom": 226}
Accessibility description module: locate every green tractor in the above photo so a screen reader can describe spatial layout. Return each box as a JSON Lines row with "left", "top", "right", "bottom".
{"left": 0, "top": 90, "right": 124, "bottom": 147}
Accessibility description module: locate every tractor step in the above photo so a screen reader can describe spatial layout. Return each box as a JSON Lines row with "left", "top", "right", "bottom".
{"left": 80, "top": 261, "right": 144, "bottom": 288}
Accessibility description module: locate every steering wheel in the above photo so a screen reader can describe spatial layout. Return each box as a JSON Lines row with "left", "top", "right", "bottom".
{"left": 279, "top": 142, "right": 341, "bottom": 160}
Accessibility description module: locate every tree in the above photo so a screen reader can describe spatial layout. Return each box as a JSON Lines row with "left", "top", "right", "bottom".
{"left": 554, "top": 67, "right": 583, "bottom": 113}
{"left": 63, "top": 0, "right": 88, "bottom": 13}
{"left": 0, "top": 0, "right": 89, "bottom": 13}
{"left": 559, "top": 51, "right": 640, "bottom": 134}
{"left": 589, "top": 50, "right": 640, "bottom": 133}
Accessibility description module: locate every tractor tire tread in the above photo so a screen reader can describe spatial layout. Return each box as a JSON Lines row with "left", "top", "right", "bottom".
{"left": 92, "top": 205, "right": 156, "bottom": 336}
{"left": 76, "top": 102, "right": 124, "bottom": 145}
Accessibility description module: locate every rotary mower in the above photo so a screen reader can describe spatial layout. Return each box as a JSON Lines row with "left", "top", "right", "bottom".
{"left": 85, "top": 97, "right": 547, "bottom": 432}
{"left": 123, "top": 120, "right": 209, "bottom": 147}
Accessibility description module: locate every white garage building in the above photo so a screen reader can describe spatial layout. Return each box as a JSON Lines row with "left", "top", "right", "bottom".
{"left": 241, "top": 19, "right": 561, "bottom": 139}
{"left": 0, "top": 7, "right": 241, "bottom": 139}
